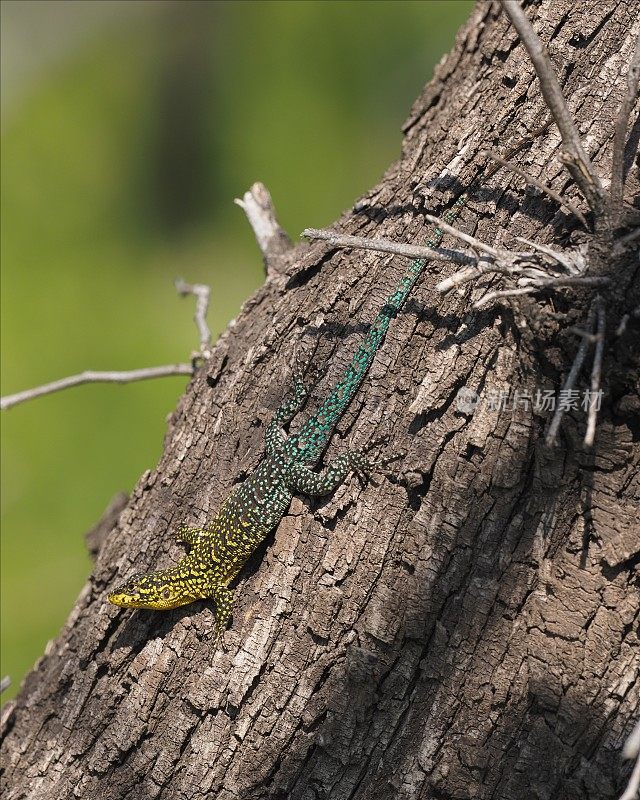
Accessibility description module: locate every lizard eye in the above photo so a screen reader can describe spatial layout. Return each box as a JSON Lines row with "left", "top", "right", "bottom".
{"left": 162, "top": 588, "right": 171, "bottom": 600}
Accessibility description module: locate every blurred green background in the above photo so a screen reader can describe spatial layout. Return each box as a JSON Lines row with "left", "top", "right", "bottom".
{"left": 1, "top": 0, "right": 471, "bottom": 699}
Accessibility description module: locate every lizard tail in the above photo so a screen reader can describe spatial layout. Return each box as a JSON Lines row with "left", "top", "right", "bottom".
{"left": 286, "top": 256, "right": 427, "bottom": 464}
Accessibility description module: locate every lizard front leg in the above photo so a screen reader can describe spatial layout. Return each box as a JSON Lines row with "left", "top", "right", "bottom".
{"left": 283, "top": 450, "right": 379, "bottom": 496}
{"left": 265, "top": 367, "right": 310, "bottom": 455}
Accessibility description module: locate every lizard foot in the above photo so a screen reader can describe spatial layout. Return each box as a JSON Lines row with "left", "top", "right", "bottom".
{"left": 212, "top": 585, "right": 233, "bottom": 649}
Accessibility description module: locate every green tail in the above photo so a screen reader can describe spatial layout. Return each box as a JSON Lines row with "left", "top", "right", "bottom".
{"left": 286, "top": 197, "right": 465, "bottom": 465}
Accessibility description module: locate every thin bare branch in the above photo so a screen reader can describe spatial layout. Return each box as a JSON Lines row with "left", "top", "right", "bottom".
{"left": 620, "top": 720, "right": 640, "bottom": 800}
{"left": 474, "top": 286, "right": 536, "bottom": 309}
{"left": 235, "top": 182, "right": 291, "bottom": 277}
{"left": 436, "top": 261, "right": 511, "bottom": 294}
{"left": 545, "top": 303, "right": 597, "bottom": 447}
{"left": 616, "top": 314, "right": 630, "bottom": 337}
{"left": 306, "top": 225, "right": 592, "bottom": 302}
{"left": 481, "top": 148, "right": 589, "bottom": 229}
{"left": 501, "top": 1, "right": 606, "bottom": 214}
{"left": 618, "top": 227, "right": 640, "bottom": 247}
{"left": 535, "top": 275, "right": 610, "bottom": 290}
{"left": 610, "top": 32, "right": 640, "bottom": 215}
{"left": 616, "top": 305, "right": 640, "bottom": 337}
{"left": 520, "top": 275, "right": 609, "bottom": 289}
{"left": 423, "top": 213, "right": 500, "bottom": 257}
{"left": 568, "top": 326, "right": 600, "bottom": 343}
{"left": 2, "top": 275, "right": 215, "bottom": 412}
{"left": 0, "top": 365, "right": 193, "bottom": 411}
{"left": 613, "top": 225, "right": 640, "bottom": 256}
{"left": 624, "top": 721, "right": 640, "bottom": 761}
{"left": 584, "top": 298, "right": 606, "bottom": 447}
{"left": 0, "top": 676, "right": 10, "bottom": 694}
{"left": 471, "top": 272, "right": 608, "bottom": 308}
{"left": 620, "top": 757, "right": 640, "bottom": 800}
{"left": 515, "top": 236, "right": 586, "bottom": 275}
{"left": 302, "top": 227, "right": 477, "bottom": 266}
{"left": 175, "top": 279, "right": 212, "bottom": 356}
{"left": 437, "top": 257, "right": 551, "bottom": 295}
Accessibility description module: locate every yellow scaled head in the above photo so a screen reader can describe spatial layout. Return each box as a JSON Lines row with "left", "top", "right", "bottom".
{"left": 108, "top": 566, "right": 207, "bottom": 610}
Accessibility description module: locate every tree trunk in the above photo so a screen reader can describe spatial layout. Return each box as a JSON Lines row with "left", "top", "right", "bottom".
{"left": 2, "top": 2, "right": 638, "bottom": 798}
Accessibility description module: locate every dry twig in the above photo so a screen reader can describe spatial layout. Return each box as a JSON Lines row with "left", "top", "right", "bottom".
{"left": 620, "top": 721, "right": 640, "bottom": 800}
{"left": 545, "top": 302, "right": 597, "bottom": 447}
{"left": 1, "top": 279, "right": 214, "bottom": 411}
{"left": 535, "top": 275, "right": 608, "bottom": 290}
{"left": 428, "top": 212, "right": 600, "bottom": 304}
{"left": 481, "top": 148, "right": 589, "bottom": 229}
{"left": 473, "top": 286, "right": 536, "bottom": 309}
{"left": 610, "top": 32, "right": 640, "bottom": 216}
{"left": 568, "top": 326, "right": 601, "bottom": 344}
{"left": 0, "top": 365, "right": 194, "bottom": 412}
{"left": 235, "top": 182, "right": 291, "bottom": 277}
{"left": 436, "top": 261, "right": 511, "bottom": 295}
{"left": 501, "top": 1, "right": 606, "bottom": 214}
{"left": 616, "top": 306, "right": 640, "bottom": 337}
{"left": 175, "top": 279, "right": 212, "bottom": 358}
{"left": 584, "top": 297, "right": 606, "bottom": 447}
{"left": 513, "top": 236, "right": 583, "bottom": 273}
{"left": 423, "top": 213, "right": 500, "bottom": 257}
{"left": 302, "top": 227, "right": 476, "bottom": 266}
{"left": 616, "top": 227, "right": 640, "bottom": 250}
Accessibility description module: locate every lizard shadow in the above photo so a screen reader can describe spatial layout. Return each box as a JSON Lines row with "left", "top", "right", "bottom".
{"left": 407, "top": 297, "right": 498, "bottom": 349}
{"left": 110, "top": 599, "right": 215, "bottom": 656}
{"left": 353, "top": 179, "right": 583, "bottom": 245}
{"left": 298, "top": 300, "right": 479, "bottom": 356}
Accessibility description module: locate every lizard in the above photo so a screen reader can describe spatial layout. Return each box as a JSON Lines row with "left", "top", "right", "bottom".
{"left": 108, "top": 197, "right": 465, "bottom": 640}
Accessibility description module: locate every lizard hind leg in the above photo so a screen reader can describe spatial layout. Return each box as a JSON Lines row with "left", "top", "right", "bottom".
{"left": 283, "top": 450, "right": 366, "bottom": 496}
{"left": 284, "top": 434, "right": 393, "bottom": 497}
{"left": 351, "top": 433, "right": 396, "bottom": 477}
{"left": 265, "top": 359, "right": 316, "bottom": 454}
{"left": 211, "top": 584, "right": 234, "bottom": 648}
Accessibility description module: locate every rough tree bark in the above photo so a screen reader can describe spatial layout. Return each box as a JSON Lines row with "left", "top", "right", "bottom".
{"left": 1, "top": 2, "right": 638, "bottom": 798}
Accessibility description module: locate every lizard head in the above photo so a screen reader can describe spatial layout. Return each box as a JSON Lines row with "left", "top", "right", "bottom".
{"left": 108, "top": 562, "right": 209, "bottom": 610}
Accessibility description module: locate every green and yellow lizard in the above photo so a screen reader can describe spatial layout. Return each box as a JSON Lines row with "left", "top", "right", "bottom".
{"left": 108, "top": 202, "right": 464, "bottom": 638}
